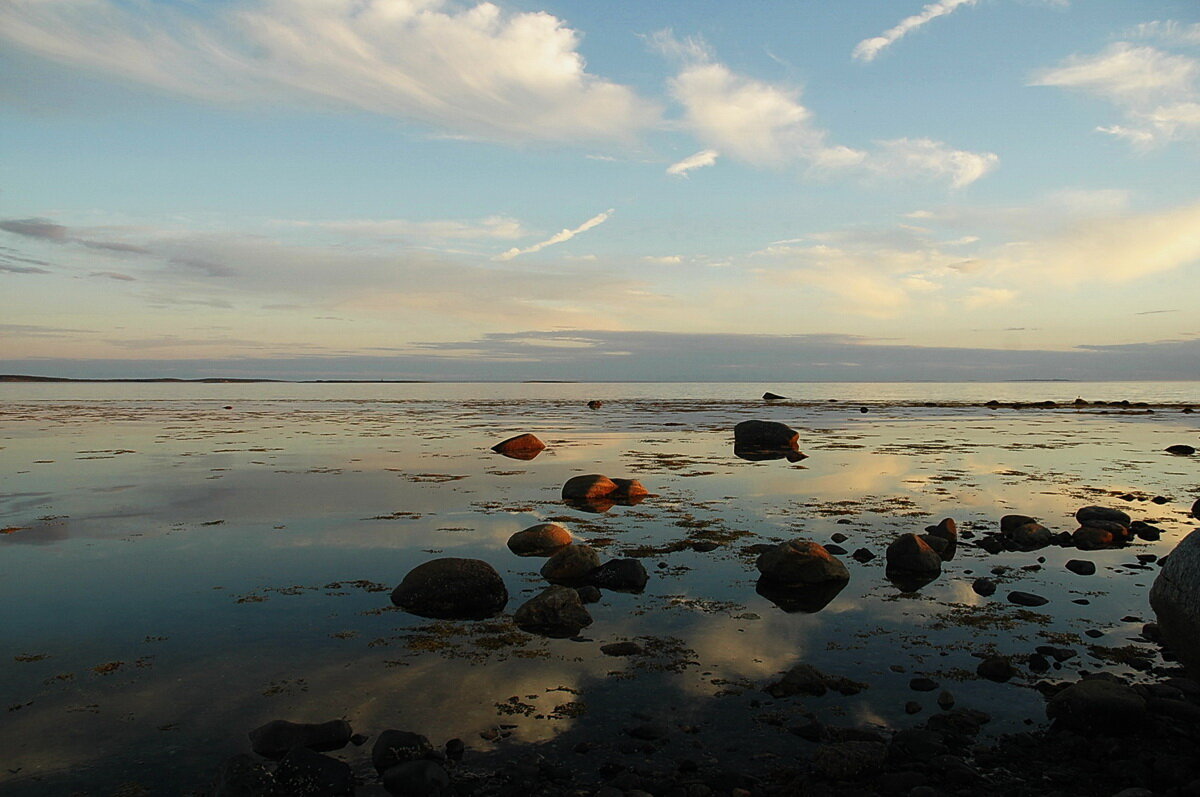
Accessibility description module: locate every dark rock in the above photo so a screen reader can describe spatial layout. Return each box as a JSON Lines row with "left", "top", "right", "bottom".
{"left": 1075, "top": 506, "right": 1131, "bottom": 528}
{"left": 1073, "top": 526, "right": 1118, "bottom": 550}
{"left": 1167, "top": 444, "right": 1196, "bottom": 456}
{"left": 626, "top": 722, "right": 669, "bottom": 741}
{"left": 905, "top": 701, "right": 922, "bottom": 714}
{"left": 562, "top": 474, "right": 618, "bottom": 500}
{"left": 888, "top": 729, "right": 948, "bottom": 762}
{"left": 925, "top": 517, "right": 958, "bottom": 559}
{"left": 755, "top": 539, "right": 850, "bottom": 586}
{"left": 274, "top": 747, "right": 354, "bottom": 796}
{"left": 491, "top": 433, "right": 545, "bottom": 460}
{"left": 830, "top": 532, "right": 848, "bottom": 543}
{"left": 851, "top": 548, "right": 876, "bottom": 563}
{"left": 733, "top": 446, "right": 807, "bottom": 462}
{"left": 1193, "top": 498, "right": 1200, "bottom": 519}
{"left": 976, "top": 657, "right": 1015, "bottom": 682}
{"left": 507, "top": 523, "right": 572, "bottom": 556}
{"left": 381, "top": 759, "right": 451, "bottom": 797}
{"left": 609, "top": 478, "right": 649, "bottom": 501}
{"left": 249, "top": 719, "right": 353, "bottom": 760}
{"left": 1007, "top": 522, "right": 1052, "bottom": 550}
{"left": 972, "top": 578, "right": 996, "bottom": 597}
{"left": 514, "top": 586, "right": 592, "bottom": 637}
{"left": 589, "top": 559, "right": 649, "bottom": 592}
{"left": 1000, "top": 514, "right": 1038, "bottom": 534}
{"left": 1007, "top": 591, "right": 1048, "bottom": 607}
{"left": 886, "top": 533, "right": 943, "bottom": 573}
{"left": 937, "top": 691, "right": 955, "bottom": 710}
{"left": 540, "top": 544, "right": 601, "bottom": 584}
{"left": 1131, "top": 520, "right": 1161, "bottom": 541}
{"left": 1150, "top": 530, "right": 1200, "bottom": 677}
{"left": 444, "top": 739, "right": 464, "bottom": 761}
{"left": 762, "top": 392, "right": 786, "bottom": 401}
{"left": 1046, "top": 678, "right": 1149, "bottom": 734}
{"left": 766, "top": 663, "right": 866, "bottom": 698}
{"left": 372, "top": 730, "right": 435, "bottom": 775}
{"left": 587, "top": 400, "right": 603, "bottom": 410}
{"left": 1065, "top": 559, "right": 1097, "bottom": 576}
{"left": 212, "top": 753, "right": 273, "bottom": 797}
{"left": 910, "top": 677, "right": 938, "bottom": 692}
{"left": 391, "top": 559, "right": 508, "bottom": 620}
{"left": 689, "top": 540, "right": 720, "bottom": 552}
{"left": 601, "top": 641, "right": 644, "bottom": 657}
{"left": 824, "top": 543, "right": 847, "bottom": 555}
{"left": 575, "top": 585, "right": 601, "bottom": 603}
{"left": 812, "top": 741, "right": 886, "bottom": 780}
{"left": 860, "top": 407, "right": 869, "bottom": 413}
{"left": 977, "top": 535, "right": 1005, "bottom": 554}
{"left": 733, "top": 419, "right": 800, "bottom": 451}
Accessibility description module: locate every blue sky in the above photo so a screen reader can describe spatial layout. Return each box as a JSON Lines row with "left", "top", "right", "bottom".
{"left": 2, "top": 0, "right": 1198, "bottom": 380}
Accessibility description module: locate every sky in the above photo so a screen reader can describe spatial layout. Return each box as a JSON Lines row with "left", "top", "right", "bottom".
{"left": 1, "top": 0, "right": 1199, "bottom": 381}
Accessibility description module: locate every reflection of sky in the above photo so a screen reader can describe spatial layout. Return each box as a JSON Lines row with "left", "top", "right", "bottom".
{"left": 1, "top": 397, "right": 1198, "bottom": 792}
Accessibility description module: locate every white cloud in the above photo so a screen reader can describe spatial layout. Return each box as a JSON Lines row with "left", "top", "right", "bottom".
{"left": 1032, "top": 43, "right": 1200, "bottom": 146}
{"left": 867, "top": 138, "right": 998, "bottom": 188}
{"left": 666, "top": 149, "right": 719, "bottom": 176}
{"left": 297, "top": 216, "right": 527, "bottom": 241}
{"left": 852, "top": 0, "right": 977, "bottom": 63}
{"left": 0, "top": 0, "right": 659, "bottom": 143}
{"left": 1129, "top": 20, "right": 1200, "bottom": 47}
{"left": 493, "top": 209, "right": 613, "bottom": 261}
{"left": 642, "top": 255, "right": 683, "bottom": 265}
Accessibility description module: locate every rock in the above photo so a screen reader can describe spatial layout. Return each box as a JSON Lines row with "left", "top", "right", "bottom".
{"left": 762, "top": 392, "right": 786, "bottom": 401}
{"left": 506, "top": 523, "right": 572, "bottom": 556}
{"left": 373, "top": 731, "right": 435, "bottom": 774}
{"left": 851, "top": 548, "right": 876, "bottom": 563}
{"left": 490, "top": 433, "right": 545, "bottom": 460}
{"left": 1065, "top": 559, "right": 1097, "bottom": 576}
{"left": 1167, "top": 444, "right": 1196, "bottom": 456}
{"left": 601, "top": 641, "right": 643, "bottom": 656}
{"left": 212, "top": 753, "right": 274, "bottom": 797}
{"left": 1131, "top": 520, "right": 1161, "bottom": 541}
{"left": 1000, "top": 514, "right": 1038, "bottom": 535}
{"left": 756, "top": 539, "right": 850, "bottom": 587}
{"left": 830, "top": 532, "right": 848, "bottom": 543}
{"left": 587, "top": 400, "right": 603, "bottom": 410}
{"left": 540, "top": 544, "right": 601, "bottom": 584}
{"left": 1007, "top": 591, "right": 1048, "bottom": 607}
{"left": 910, "top": 677, "right": 938, "bottom": 692}
{"left": 733, "top": 420, "right": 800, "bottom": 451}
{"left": 824, "top": 543, "right": 847, "bottom": 555}
{"left": 886, "top": 533, "right": 943, "bottom": 573}
{"left": 1151, "top": 530, "right": 1200, "bottom": 676}
{"left": 766, "top": 663, "right": 866, "bottom": 698}
{"left": 1073, "top": 526, "right": 1118, "bottom": 550}
{"left": 444, "top": 739, "right": 464, "bottom": 761}
{"left": 1007, "top": 522, "right": 1052, "bottom": 550}
{"left": 1193, "top": 498, "right": 1200, "bottom": 520}
{"left": 391, "top": 559, "right": 508, "bottom": 620}
{"left": 811, "top": 741, "right": 886, "bottom": 780}
{"left": 514, "top": 586, "right": 592, "bottom": 637}
{"left": 937, "top": 691, "right": 955, "bottom": 710}
{"left": 976, "top": 657, "right": 1015, "bottom": 682}
{"left": 1076, "top": 506, "right": 1131, "bottom": 528}
{"left": 381, "top": 759, "right": 451, "bottom": 797}
{"left": 562, "top": 474, "right": 618, "bottom": 500}
{"left": 588, "top": 559, "right": 649, "bottom": 592}
{"left": 249, "top": 719, "right": 353, "bottom": 760}
{"left": 609, "top": 478, "right": 649, "bottom": 501}
{"left": 627, "top": 722, "right": 669, "bottom": 741}
{"left": 972, "top": 578, "right": 997, "bottom": 596}
{"left": 977, "top": 536, "right": 1005, "bottom": 554}
{"left": 575, "top": 585, "right": 601, "bottom": 603}
{"left": 1046, "top": 678, "right": 1149, "bottom": 734}
{"left": 925, "top": 518, "right": 958, "bottom": 559}
{"left": 274, "top": 747, "right": 354, "bottom": 796}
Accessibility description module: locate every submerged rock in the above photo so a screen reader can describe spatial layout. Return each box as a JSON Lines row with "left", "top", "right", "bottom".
{"left": 766, "top": 662, "right": 866, "bottom": 697}
{"left": 391, "top": 558, "right": 508, "bottom": 620}
{"left": 1065, "top": 559, "right": 1097, "bottom": 576}
{"left": 490, "top": 433, "right": 545, "bottom": 460}
{"left": 249, "top": 719, "right": 352, "bottom": 760}
{"left": 507, "top": 523, "right": 572, "bottom": 556}
{"left": 541, "top": 544, "right": 601, "bottom": 584}
{"left": 1007, "top": 591, "right": 1049, "bottom": 607}
{"left": 514, "top": 585, "right": 593, "bottom": 637}
{"left": 756, "top": 539, "right": 850, "bottom": 587}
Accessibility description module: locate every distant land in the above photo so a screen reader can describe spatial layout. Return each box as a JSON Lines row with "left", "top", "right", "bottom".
{"left": 0, "top": 375, "right": 427, "bottom": 384}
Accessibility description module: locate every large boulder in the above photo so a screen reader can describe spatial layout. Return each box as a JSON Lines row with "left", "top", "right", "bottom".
{"left": 886, "top": 533, "right": 943, "bottom": 573}
{"left": 1046, "top": 678, "right": 1148, "bottom": 734}
{"left": 248, "top": 719, "right": 352, "bottom": 760}
{"left": 507, "top": 523, "right": 572, "bottom": 556}
{"left": 734, "top": 420, "right": 800, "bottom": 451}
{"left": 588, "top": 559, "right": 649, "bottom": 592}
{"left": 490, "top": 433, "right": 545, "bottom": 460}
{"left": 756, "top": 539, "right": 850, "bottom": 587}
{"left": 1073, "top": 526, "right": 1118, "bottom": 551}
{"left": 391, "top": 559, "right": 508, "bottom": 620}
{"left": 1075, "top": 506, "right": 1131, "bottom": 528}
{"left": 540, "top": 544, "right": 601, "bottom": 584}
{"left": 1151, "top": 530, "right": 1200, "bottom": 676}
{"left": 1000, "top": 514, "right": 1038, "bottom": 535}
{"left": 513, "top": 586, "right": 593, "bottom": 637}
{"left": 562, "top": 474, "right": 618, "bottom": 500}
{"left": 1006, "top": 521, "right": 1052, "bottom": 550}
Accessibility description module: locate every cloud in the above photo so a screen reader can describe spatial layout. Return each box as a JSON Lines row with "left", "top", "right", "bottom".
{"left": 963, "top": 287, "right": 1016, "bottom": 309}
{"left": 642, "top": 255, "right": 683, "bottom": 265}
{"left": 867, "top": 138, "right": 998, "bottom": 188}
{"left": 493, "top": 209, "right": 613, "bottom": 261}
{"left": 852, "top": 0, "right": 977, "bottom": 63}
{"left": 295, "top": 215, "right": 527, "bottom": 241}
{"left": 1032, "top": 43, "right": 1200, "bottom": 147}
{"left": 88, "top": 271, "right": 137, "bottom": 281}
{"left": 0, "top": 0, "right": 659, "bottom": 143}
{"left": 1129, "top": 20, "right": 1200, "bottom": 47}
{"left": 666, "top": 149, "right": 719, "bottom": 176}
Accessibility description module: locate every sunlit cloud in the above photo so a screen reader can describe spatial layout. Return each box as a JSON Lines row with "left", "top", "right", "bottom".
{"left": 852, "top": 0, "right": 978, "bottom": 63}
{"left": 493, "top": 209, "right": 614, "bottom": 261}
{"left": 666, "top": 148, "right": 719, "bottom": 176}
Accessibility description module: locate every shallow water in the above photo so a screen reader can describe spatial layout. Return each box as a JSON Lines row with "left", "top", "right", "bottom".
{"left": 1, "top": 387, "right": 1198, "bottom": 794}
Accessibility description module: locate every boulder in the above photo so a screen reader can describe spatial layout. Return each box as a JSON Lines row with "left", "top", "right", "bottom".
{"left": 1000, "top": 515, "right": 1038, "bottom": 535}
{"left": 588, "top": 559, "right": 649, "bottom": 592}
{"left": 609, "top": 478, "right": 649, "bottom": 501}
{"left": 1007, "top": 522, "right": 1052, "bottom": 550}
{"left": 391, "top": 559, "right": 508, "bottom": 620}
{"left": 1073, "top": 526, "right": 1117, "bottom": 551}
{"left": 1065, "top": 559, "right": 1096, "bottom": 576}
{"left": 381, "top": 759, "right": 451, "bottom": 797}
{"left": 925, "top": 518, "right": 958, "bottom": 559}
{"left": 1075, "top": 506, "right": 1131, "bottom": 528}
{"left": 373, "top": 730, "right": 434, "bottom": 775}
{"left": 1167, "top": 444, "right": 1196, "bottom": 456}
{"left": 886, "top": 533, "right": 943, "bottom": 573}
{"left": 587, "top": 400, "right": 603, "bottom": 410}
{"left": 972, "top": 578, "right": 996, "bottom": 597}
{"left": 762, "top": 392, "right": 786, "bottom": 401}
{"left": 562, "top": 474, "right": 617, "bottom": 500}
{"left": 540, "top": 544, "right": 601, "bottom": 584}
{"left": 274, "top": 747, "right": 354, "bottom": 796}
{"left": 514, "top": 586, "right": 592, "bottom": 638}
{"left": 1007, "top": 591, "right": 1048, "bottom": 607}
{"left": 1046, "top": 678, "right": 1149, "bottom": 734}
{"left": 507, "top": 523, "right": 572, "bottom": 556}
{"left": 976, "top": 657, "right": 1015, "bottom": 682}
{"left": 490, "top": 433, "right": 545, "bottom": 460}
{"left": 1151, "top": 530, "right": 1200, "bottom": 676}
{"left": 249, "top": 719, "right": 352, "bottom": 760}
{"left": 733, "top": 420, "right": 799, "bottom": 451}
{"left": 755, "top": 539, "right": 850, "bottom": 587}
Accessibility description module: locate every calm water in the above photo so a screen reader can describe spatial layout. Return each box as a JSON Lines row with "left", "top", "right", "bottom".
{"left": 2, "top": 382, "right": 1198, "bottom": 794}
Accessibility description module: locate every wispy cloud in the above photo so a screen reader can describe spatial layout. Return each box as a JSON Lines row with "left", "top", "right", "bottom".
{"left": 293, "top": 216, "right": 527, "bottom": 241}
{"left": 666, "top": 149, "right": 719, "bottom": 176}
{"left": 494, "top": 210, "right": 614, "bottom": 261}
{"left": 1129, "top": 20, "right": 1200, "bottom": 47}
{"left": 642, "top": 255, "right": 683, "bottom": 265}
{"left": 0, "top": 0, "right": 659, "bottom": 144}
{"left": 852, "top": 0, "right": 977, "bottom": 63}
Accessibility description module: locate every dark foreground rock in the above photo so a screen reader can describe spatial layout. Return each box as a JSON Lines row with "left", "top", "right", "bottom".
{"left": 513, "top": 585, "right": 593, "bottom": 637}
{"left": 274, "top": 746, "right": 354, "bottom": 796}
{"left": 885, "top": 533, "right": 942, "bottom": 574}
{"left": 391, "top": 559, "right": 508, "bottom": 620}
{"left": 540, "top": 543, "right": 601, "bottom": 584}
{"left": 733, "top": 419, "right": 800, "bottom": 451}
{"left": 756, "top": 539, "right": 850, "bottom": 587}
{"left": 248, "top": 719, "right": 353, "bottom": 760}
{"left": 1151, "top": 529, "right": 1200, "bottom": 676}
{"left": 588, "top": 558, "right": 649, "bottom": 592}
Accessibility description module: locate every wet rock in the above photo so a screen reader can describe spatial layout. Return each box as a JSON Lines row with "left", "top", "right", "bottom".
{"left": 373, "top": 731, "right": 435, "bottom": 774}
{"left": 733, "top": 419, "right": 800, "bottom": 451}
{"left": 506, "top": 523, "right": 572, "bottom": 556}
{"left": 1000, "top": 514, "right": 1038, "bottom": 535}
{"left": 514, "top": 586, "right": 592, "bottom": 637}
{"left": 1007, "top": 591, "right": 1048, "bottom": 607}
{"left": 391, "top": 559, "right": 508, "bottom": 620}
{"left": 851, "top": 548, "right": 876, "bottom": 563}
{"left": 905, "top": 701, "right": 922, "bottom": 715}
{"left": 756, "top": 577, "right": 847, "bottom": 613}
{"left": 1074, "top": 526, "right": 1119, "bottom": 551}
{"left": 1006, "top": 522, "right": 1052, "bottom": 550}
{"left": 756, "top": 539, "right": 850, "bottom": 587}
{"left": 1076, "top": 506, "right": 1131, "bottom": 528}
{"left": 562, "top": 474, "right": 618, "bottom": 500}
{"left": 1151, "top": 530, "right": 1200, "bottom": 676}
{"left": 830, "top": 532, "right": 848, "bottom": 543}
{"left": 976, "top": 657, "right": 1015, "bottom": 682}
{"left": 274, "top": 747, "right": 354, "bottom": 796}
{"left": 1065, "top": 559, "right": 1097, "bottom": 576}
{"left": 610, "top": 478, "right": 649, "bottom": 501}
{"left": 910, "top": 677, "right": 938, "bottom": 692}
{"left": 249, "top": 719, "right": 353, "bottom": 760}
{"left": 1193, "top": 498, "right": 1200, "bottom": 520}
{"left": 734, "top": 447, "right": 808, "bottom": 462}
{"left": 1167, "top": 444, "right": 1196, "bottom": 455}
{"left": 937, "top": 691, "right": 955, "bottom": 710}
{"left": 766, "top": 662, "right": 866, "bottom": 698}
{"left": 540, "top": 544, "right": 601, "bottom": 584}
{"left": 977, "top": 535, "right": 1005, "bottom": 554}
{"left": 588, "top": 559, "right": 649, "bottom": 592}
{"left": 490, "top": 433, "right": 545, "bottom": 460}
{"left": 762, "top": 392, "right": 786, "bottom": 401}
{"left": 886, "top": 533, "right": 943, "bottom": 573}
{"left": 1131, "top": 520, "right": 1161, "bottom": 541}
{"left": 972, "top": 578, "right": 996, "bottom": 597}
{"left": 924, "top": 518, "right": 958, "bottom": 559}
{"left": 213, "top": 753, "right": 274, "bottom": 797}
{"left": 1046, "top": 678, "right": 1148, "bottom": 734}
{"left": 587, "top": 400, "right": 603, "bottom": 410}
{"left": 381, "top": 759, "right": 451, "bottom": 797}
{"left": 824, "top": 543, "right": 847, "bottom": 555}
{"left": 575, "top": 585, "right": 601, "bottom": 603}
{"left": 601, "top": 641, "right": 644, "bottom": 656}
{"left": 812, "top": 741, "right": 887, "bottom": 780}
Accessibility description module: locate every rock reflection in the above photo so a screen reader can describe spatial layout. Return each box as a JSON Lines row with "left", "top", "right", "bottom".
{"left": 885, "top": 568, "right": 942, "bottom": 593}
{"left": 733, "top": 446, "right": 808, "bottom": 463}
{"left": 755, "top": 577, "right": 846, "bottom": 613}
